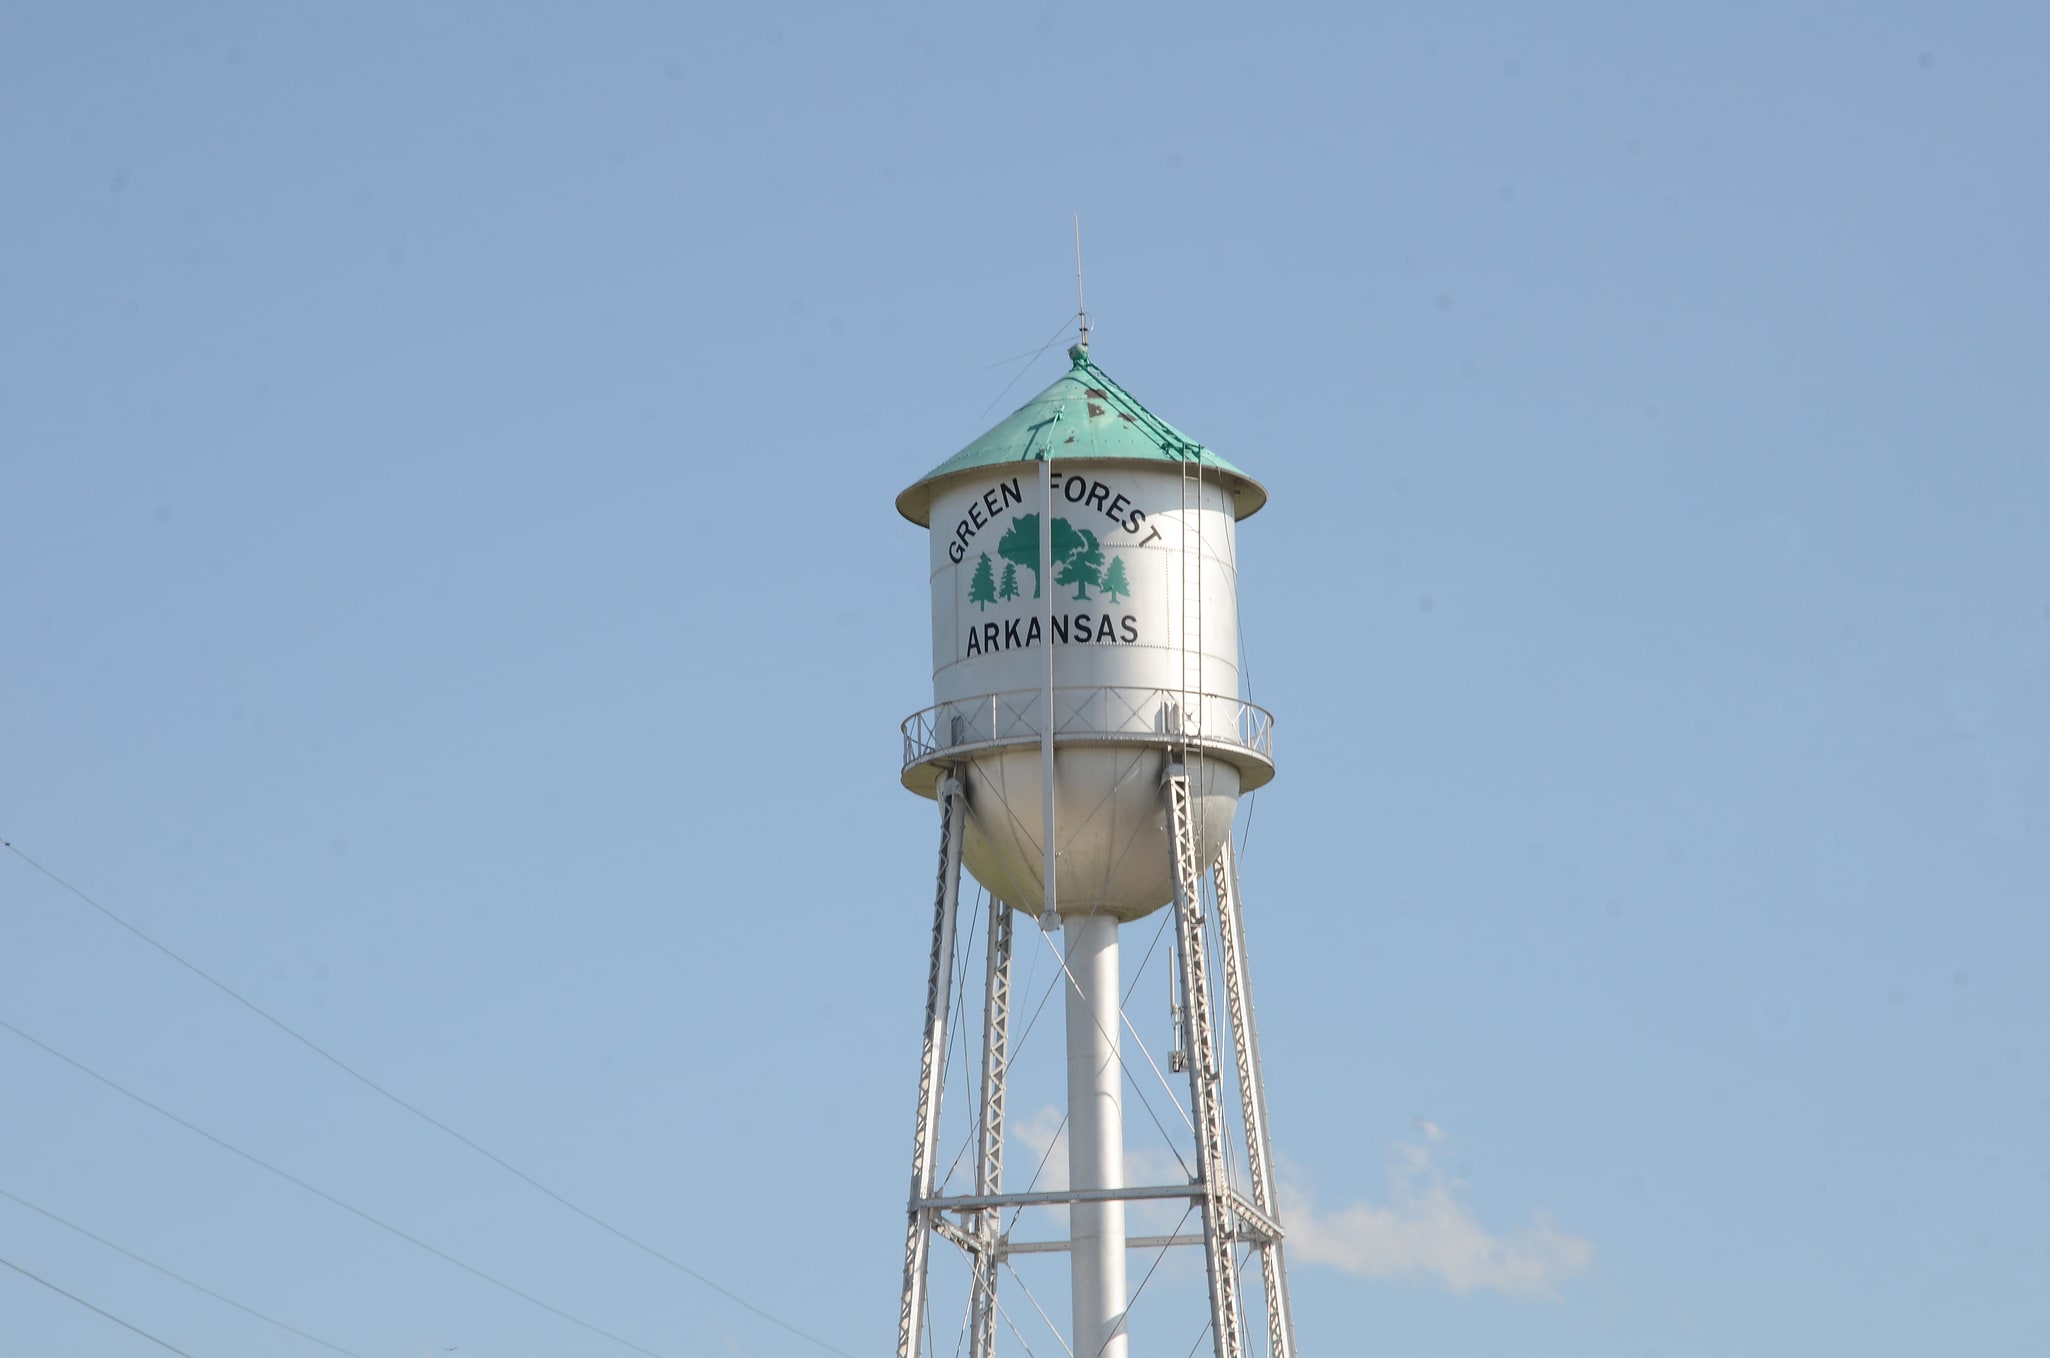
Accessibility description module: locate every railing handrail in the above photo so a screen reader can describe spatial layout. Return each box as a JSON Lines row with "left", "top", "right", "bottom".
{"left": 900, "top": 684, "right": 1275, "bottom": 773}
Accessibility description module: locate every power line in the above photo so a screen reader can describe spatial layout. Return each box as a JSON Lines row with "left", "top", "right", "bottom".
{"left": 0, "top": 1252, "right": 203, "bottom": 1358}
{"left": 0, "top": 1014, "right": 673, "bottom": 1358}
{"left": 1, "top": 838, "right": 857, "bottom": 1358}
{"left": 0, "top": 1185, "right": 367, "bottom": 1358}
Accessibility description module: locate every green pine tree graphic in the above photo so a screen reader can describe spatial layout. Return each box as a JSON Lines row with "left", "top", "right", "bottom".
{"left": 968, "top": 552, "right": 998, "bottom": 611}
{"left": 998, "top": 561, "right": 1019, "bottom": 600}
{"left": 1101, "top": 555, "right": 1131, "bottom": 603}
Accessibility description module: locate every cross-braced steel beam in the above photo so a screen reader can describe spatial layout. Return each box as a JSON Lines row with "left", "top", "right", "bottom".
{"left": 1166, "top": 758, "right": 1247, "bottom": 1358}
{"left": 897, "top": 760, "right": 1296, "bottom": 1358}
{"left": 1214, "top": 837, "right": 1297, "bottom": 1358}
{"left": 968, "top": 899, "right": 1013, "bottom": 1358}
{"left": 897, "top": 774, "right": 966, "bottom": 1358}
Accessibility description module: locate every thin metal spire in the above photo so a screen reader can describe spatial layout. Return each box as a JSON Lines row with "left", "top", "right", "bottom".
{"left": 1074, "top": 213, "right": 1091, "bottom": 349}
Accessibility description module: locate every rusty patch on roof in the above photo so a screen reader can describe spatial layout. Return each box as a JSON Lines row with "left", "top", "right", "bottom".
{"left": 1064, "top": 435, "right": 1076, "bottom": 443}
{"left": 1087, "top": 402, "right": 1106, "bottom": 417}
{"left": 1118, "top": 412, "right": 1136, "bottom": 422}
{"left": 1085, "top": 388, "right": 1109, "bottom": 399}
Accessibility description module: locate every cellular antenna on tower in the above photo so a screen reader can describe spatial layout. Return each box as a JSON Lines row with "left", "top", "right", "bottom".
{"left": 890, "top": 323, "right": 1297, "bottom": 1358}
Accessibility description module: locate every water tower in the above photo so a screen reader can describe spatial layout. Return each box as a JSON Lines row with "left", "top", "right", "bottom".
{"left": 892, "top": 339, "right": 1297, "bottom": 1358}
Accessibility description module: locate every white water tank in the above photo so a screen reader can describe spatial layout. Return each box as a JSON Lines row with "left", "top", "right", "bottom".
{"left": 898, "top": 345, "right": 1274, "bottom": 922}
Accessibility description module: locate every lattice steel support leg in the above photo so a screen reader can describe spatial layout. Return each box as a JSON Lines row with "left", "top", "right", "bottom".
{"left": 1166, "top": 759, "right": 1246, "bottom": 1358}
{"left": 897, "top": 774, "right": 967, "bottom": 1358}
{"left": 1214, "top": 838, "right": 1297, "bottom": 1358}
{"left": 968, "top": 900, "right": 1013, "bottom": 1358}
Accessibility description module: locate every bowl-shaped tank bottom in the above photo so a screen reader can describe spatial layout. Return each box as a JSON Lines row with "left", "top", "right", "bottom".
{"left": 958, "top": 744, "right": 1241, "bottom": 923}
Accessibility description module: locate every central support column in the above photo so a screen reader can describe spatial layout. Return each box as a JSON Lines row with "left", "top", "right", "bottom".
{"left": 1065, "top": 911, "right": 1130, "bottom": 1358}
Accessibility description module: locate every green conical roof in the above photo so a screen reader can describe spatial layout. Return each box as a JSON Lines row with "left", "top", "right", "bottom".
{"left": 895, "top": 343, "right": 1267, "bottom": 525}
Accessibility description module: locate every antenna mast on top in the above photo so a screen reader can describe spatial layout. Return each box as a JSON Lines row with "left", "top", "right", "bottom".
{"left": 1074, "top": 213, "right": 1091, "bottom": 349}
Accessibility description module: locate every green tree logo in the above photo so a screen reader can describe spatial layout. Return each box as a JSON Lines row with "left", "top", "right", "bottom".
{"left": 1101, "top": 555, "right": 1130, "bottom": 603}
{"left": 996, "top": 514, "right": 1042, "bottom": 597}
{"left": 1058, "top": 527, "right": 1106, "bottom": 600}
{"left": 1051, "top": 515, "right": 1084, "bottom": 567}
{"left": 998, "top": 562, "right": 1019, "bottom": 601}
{"left": 992, "top": 514, "right": 1106, "bottom": 603}
{"left": 968, "top": 552, "right": 998, "bottom": 611}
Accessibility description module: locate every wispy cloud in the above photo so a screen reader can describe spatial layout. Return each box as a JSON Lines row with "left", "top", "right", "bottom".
{"left": 1008, "top": 1106, "right": 1202, "bottom": 1243}
{"left": 1008, "top": 1107, "right": 1197, "bottom": 1255}
{"left": 1010, "top": 1104, "right": 1196, "bottom": 1197}
{"left": 1279, "top": 1123, "right": 1593, "bottom": 1299}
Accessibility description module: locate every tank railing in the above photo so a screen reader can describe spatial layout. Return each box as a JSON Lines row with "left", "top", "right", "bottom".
{"left": 902, "top": 685, "right": 1275, "bottom": 772}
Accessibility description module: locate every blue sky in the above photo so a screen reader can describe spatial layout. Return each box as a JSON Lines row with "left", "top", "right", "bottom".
{"left": 4, "top": 3, "right": 2046, "bottom": 1355}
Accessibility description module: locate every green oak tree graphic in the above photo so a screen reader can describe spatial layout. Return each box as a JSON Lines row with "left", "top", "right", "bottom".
{"left": 1051, "top": 516, "right": 1084, "bottom": 569}
{"left": 1101, "top": 555, "right": 1131, "bottom": 603}
{"left": 1058, "top": 527, "right": 1106, "bottom": 600}
{"left": 996, "top": 515, "right": 1040, "bottom": 597}
{"left": 993, "top": 514, "right": 1107, "bottom": 602}
{"left": 968, "top": 552, "right": 998, "bottom": 611}
{"left": 998, "top": 562, "right": 1018, "bottom": 600}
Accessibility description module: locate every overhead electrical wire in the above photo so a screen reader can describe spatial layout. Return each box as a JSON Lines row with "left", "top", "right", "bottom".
{"left": 3, "top": 337, "right": 1273, "bottom": 1358}
{"left": 5, "top": 322, "right": 1280, "bottom": 1355}
{"left": 0, "top": 1014, "right": 674, "bottom": 1358}
{"left": 0, "top": 1253, "right": 203, "bottom": 1358}
{"left": 0, "top": 1185, "right": 366, "bottom": 1358}
{"left": 0, "top": 839, "right": 857, "bottom": 1358}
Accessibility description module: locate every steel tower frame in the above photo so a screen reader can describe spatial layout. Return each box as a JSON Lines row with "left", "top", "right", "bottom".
{"left": 894, "top": 762, "right": 1297, "bottom": 1358}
